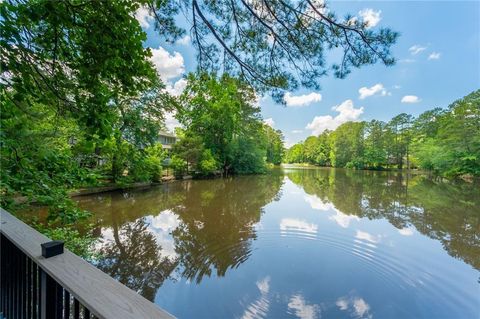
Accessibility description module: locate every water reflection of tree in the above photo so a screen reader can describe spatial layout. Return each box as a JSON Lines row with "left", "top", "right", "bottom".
{"left": 96, "top": 218, "right": 177, "bottom": 301}
{"left": 79, "top": 172, "right": 284, "bottom": 288}
{"left": 286, "top": 168, "right": 480, "bottom": 270}
{"left": 170, "top": 173, "right": 284, "bottom": 283}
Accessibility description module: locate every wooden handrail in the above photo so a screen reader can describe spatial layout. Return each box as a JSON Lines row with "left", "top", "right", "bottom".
{"left": 0, "top": 208, "right": 175, "bottom": 319}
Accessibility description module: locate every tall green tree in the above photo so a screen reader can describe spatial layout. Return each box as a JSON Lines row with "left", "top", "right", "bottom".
{"left": 177, "top": 73, "right": 265, "bottom": 174}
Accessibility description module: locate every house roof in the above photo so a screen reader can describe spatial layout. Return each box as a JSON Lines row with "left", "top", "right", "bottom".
{"left": 158, "top": 131, "right": 177, "bottom": 138}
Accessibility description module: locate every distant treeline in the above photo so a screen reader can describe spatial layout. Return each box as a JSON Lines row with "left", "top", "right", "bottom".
{"left": 285, "top": 90, "right": 480, "bottom": 177}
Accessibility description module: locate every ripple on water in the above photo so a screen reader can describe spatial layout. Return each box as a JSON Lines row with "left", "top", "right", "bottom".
{"left": 228, "top": 227, "right": 479, "bottom": 317}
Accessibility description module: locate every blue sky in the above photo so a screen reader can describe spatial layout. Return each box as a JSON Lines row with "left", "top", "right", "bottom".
{"left": 137, "top": 1, "right": 480, "bottom": 147}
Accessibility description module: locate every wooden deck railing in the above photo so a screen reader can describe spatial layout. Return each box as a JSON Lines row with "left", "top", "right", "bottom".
{"left": 0, "top": 208, "right": 175, "bottom": 319}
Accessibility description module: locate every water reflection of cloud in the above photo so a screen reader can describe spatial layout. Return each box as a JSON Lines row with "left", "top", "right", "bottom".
{"left": 329, "top": 210, "right": 360, "bottom": 228}
{"left": 280, "top": 218, "right": 318, "bottom": 235}
{"left": 398, "top": 228, "right": 414, "bottom": 236}
{"left": 304, "top": 194, "right": 334, "bottom": 211}
{"left": 145, "top": 210, "right": 181, "bottom": 260}
{"left": 288, "top": 294, "right": 321, "bottom": 319}
{"left": 336, "top": 296, "right": 372, "bottom": 319}
{"left": 241, "top": 276, "right": 271, "bottom": 319}
{"left": 355, "top": 230, "right": 381, "bottom": 244}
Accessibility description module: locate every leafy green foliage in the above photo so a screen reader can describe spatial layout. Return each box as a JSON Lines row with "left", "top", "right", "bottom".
{"left": 285, "top": 90, "right": 480, "bottom": 178}
{"left": 175, "top": 73, "right": 284, "bottom": 175}
{"left": 170, "top": 155, "right": 188, "bottom": 178}
{"left": 177, "top": 0, "right": 398, "bottom": 101}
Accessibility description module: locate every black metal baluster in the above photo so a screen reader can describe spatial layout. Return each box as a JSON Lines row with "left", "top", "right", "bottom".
{"left": 64, "top": 290, "right": 70, "bottom": 319}
{"left": 27, "top": 258, "right": 32, "bottom": 319}
{"left": 33, "top": 263, "right": 38, "bottom": 319}
{"left": 14, "top": 244, "right": 19, "bottom": 319}
{"left": 55, "top": 282, "right": 63, "bottom": 319}
{"left": 40, "top": 269, "right": 56, "bottom": 319}
{"left": 8, "top": 239, "right": 13, "bottom": 319}
{"left": 0, "top": 235, "right": 6, "bottom": 316}
{"left": 73, "top": 298, "right": 80, "bottom": 319}
{"left": 21, "top": 251, "right": 26, "bottom": 319}
{"left": 84, "top": 307, "right": 90, "bottom": 319}
{"left": 0, "top": 235, "right": 4, "bottom": 316}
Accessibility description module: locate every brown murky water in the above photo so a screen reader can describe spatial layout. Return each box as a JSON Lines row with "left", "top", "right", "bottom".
{"left": 76, "top": 167, "right": 479, "bottom": 319}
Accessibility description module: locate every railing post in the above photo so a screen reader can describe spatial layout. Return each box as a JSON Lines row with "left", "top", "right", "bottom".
{"left": 39, "top": 269, "right": 55, "bottom": 319}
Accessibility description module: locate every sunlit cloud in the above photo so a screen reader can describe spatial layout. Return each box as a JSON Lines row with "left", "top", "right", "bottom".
{"left": 398, "top": 228, "right": 414, "bottom": 236}
{"left": 428, "top": 52, "right": 441, "bottom": 60}
{"left": 166, "top": 78, "right": 188, "bottom": 96}
{"left": 280, "top": 218, "right": 318, "bottom": 235}
{"left": 150, "top": 46, "right": 185, "bottom": 81}
{"left": 358, "top": 83, "right": 389, "bottom": 99}
{"left": 336, "top": 296, "right": 372, "bottom": 319}
{"left": 306, "top": 99, "right": 363, "bottom": 135}
{"left": 135, "top": 6, "right": 153, "bottom": 28}
{"left": 409, "top": 44, "right": 427, "bottom": 55}
{"left": 354, "top": 298, "right": 371, "bottom": 318}
{"left": 329, "top": 210, "right": 360, "bottom": 228}
{"left": 304, "top": 194, "right": 334, "bottom": 211}
{"left": 355, "top": 230, "right": 382, "bottom": 243}
{"left": 241, "top": 276, "right": 271, "bottom": 319}
{"left": 284, "top": 92, "right": 322, "bottom": 107}
{"left": 399, "top": 58, "right": 416, "bottom": 63}
{"left": 264, "top": 118, "right": 275, "bottom": 128}
{"left": 146, "top": 210, "right": 181, "bottom": 259}
{"left": 358, "top": 8, "right": 382, "bottom": 28}
{"left": 401, "top": 95, "right": 421, "bottom": 103}
{"left": 164, "top": 111, "right": 181, "bottom": 132}
{"left": 176, "top": 35, "right": 191, "bottom": 46}
{"left": 288, "top": 294, "right": 321, "bottom": 319}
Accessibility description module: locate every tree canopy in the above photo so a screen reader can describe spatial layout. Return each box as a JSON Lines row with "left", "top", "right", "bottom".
{"left": 285, "top": 90, "right": 480, "bottom": 177}
{"left": 173, "top": 73, "right": 284, "bottom": 175}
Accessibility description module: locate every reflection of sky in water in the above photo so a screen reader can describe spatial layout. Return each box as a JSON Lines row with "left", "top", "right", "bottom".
{"left": 144, "top": 210, "right": 181, "bottom": 260}
{"left": 86, "top": 169, "right": 479, "bottom": 319}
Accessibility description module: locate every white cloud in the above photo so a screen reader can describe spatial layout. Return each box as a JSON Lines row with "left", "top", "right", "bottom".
{"left": 256, "top": 276, "right": 270, "bottom": 294}
{"left": 284, "top": 92, "right": 322, "bottom": 107}
{"left": 304, "top": 194, "right": 334, "bottom": 211}
{"left": 150, "top": 47, "right": 185, "bottom": 81}
{"left": 164, "top": 111, "right": 181, "bottom": 132}
{"left": 336, "top": 298, "right": 349, "bottom": 310}
{"left": 428, "top": 52, "right": 441, "bottom": 60}
{"left": 355, "top": 230, "right": 381, "bottom": 243}
{"left": 306, "top": 99, "right": 364, "bottom": 135}
{"left": 329, "top": 210, "right": 359, "bottom": 228}
{"left": 135, "top": 6, "right": 153, "bottom": 29}
{"left": 241, "top": 277, "right": 271, "bottom": 319}
{"left": 280, "top": 218, "right": 318, "bottom": 235}
{"left": 353, "top": 298, "right": 371, "bottom": 318}
{"left": 358, "top": 9, "right": 381, "bottom": 28}
{"left": 145, "top": 211, "right": 181, "bottom": 260}
{"left": 166, "top": 78, "right": 188, "bottom": 96}
{"left": 393, "top": 85, "right": 401, "bottom": 89}
{"left": 358, "top": 83, "right": 388, "bottom": 99}
{"left": 398, "top": 228, "right": 414, "bottom": 236}
{"left": 285, "top": 140, "right": 296, "bottom": 149}
{"left": 409, "top": 45, "right": 427, "bottom": 55}
{"left": 336, "top": 296, "right": 372, "bottom": 319}
{"left": 176, "top": 35, "right": 191, "bottom": 46}
{"left": 264, "top": 118, "right": 275, "bottom": 128}
{"left": 401, "top": 95, "right": 421, "bottom": 103}
{"left": 291, "top": 130, "right": 303, "bottom": 134}
{"left": 288, "top": 295, "right": 320, "bottom": 319}
{"left": 399, "top": 58, "right": 416, "bottom": 63}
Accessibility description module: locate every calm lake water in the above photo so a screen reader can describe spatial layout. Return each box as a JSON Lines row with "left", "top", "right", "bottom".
{"left": 76, "top": 167, "right": 479, "bottom": 319}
